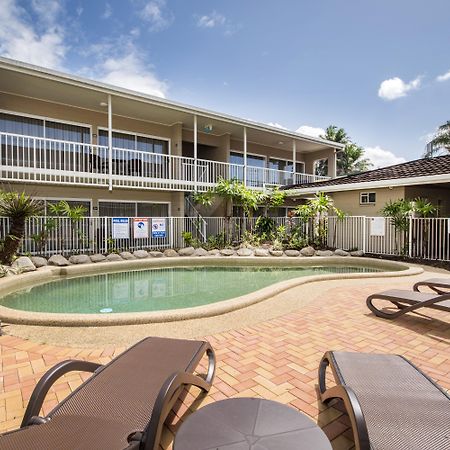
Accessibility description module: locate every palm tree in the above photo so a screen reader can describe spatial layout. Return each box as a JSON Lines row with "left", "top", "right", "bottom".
{"left": 424, "top": 120, "right": 450, "bottom": 157}
{"left": 0, "top": 191, "right": 44, "bottom": 265}
{"left": 321, "top": 125, "right": 349, "bottom": 144}
{"left": 321, "top": 125, "right": 372, "bottom": 175}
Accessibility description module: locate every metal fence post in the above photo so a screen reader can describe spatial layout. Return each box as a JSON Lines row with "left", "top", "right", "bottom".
{"left": 362, "top": 217, "right": 367, "bottom": 254}
{"left": 408, "top": 217, "right": 413, "bottom": 257}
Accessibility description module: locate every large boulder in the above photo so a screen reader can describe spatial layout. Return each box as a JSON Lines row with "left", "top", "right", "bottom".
{"left": 284, "top": 249, "right": 300, "bottom": 257}
{"left": 12, "top": 256, "right": 36, "bottom": 272}
{"left": 254, "top": 248, "right": 269, "bottom": 257}
{"left": 119, "top": 251, "right": 135, "bottom": 260}
{"left": 163, "top": 249, "right": 179, "bottom": 257}
{"left": 31, "top": 256, "right": 48, "bottom": 268}
{"left": 90, "top": 254, "right": 107, "bottom": 263}
{"left": 334, "top": 249, "right": 350, "bottom": 257}
{"left": 300, "top": 246, "right": 316, "bottom": 257}
{"left": 178, "top": 247, "right": 195, "bottom": 256}
{"left": 237, "top": 248, "right": 253, "bottom": 257}
{"left": 207, "top": 249, "right": 220, "bottom": 256}
{"left": 350, "top": 250, "right": 365, "bottom": 257}
{"left": 194, "top": 247, "right": 208, "bottom": 257}
{"left": 68, "top": 255, "right": 91, "bottom": 265}
{"left": 106, "top": 253, "right": 123, "bottom": 261}
{"left": 220, "top": 249, "right": 235, "bottom": 257}
{"left": 269, "top": 250, "right": 284, "bottom": 257}
{"left": 316, "top": 250, "right": 334, "bottom": 257}
{"left": 133, "top": 250, "right": 149, "bottom": 259}
{"left": 48, "top": 254, "right": 70, "bottom": 266}
{"left": 148, "top": 251, "right": 163, "bottom": 258}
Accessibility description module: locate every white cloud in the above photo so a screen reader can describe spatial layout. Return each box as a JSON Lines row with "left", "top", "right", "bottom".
{"left": 296, "top": 125, "right": 325, "bottom": 138}
{"left": 364, "top": 146, "right": 406, "bottom": 168}
{"left": 378, "top": 76, "right": 421, "bottom": 100}
{"left": 436, "top": 70, "right": 450, "bottom": 82}
{"left": 141, "top": 0, "right": 173, "bottom": 31}
{"left": 0, "top": 0, "right": 67, "bottom": 69}
{"left": 197, "top": 11, "right": 226, "bottom": 28}
{"left": 101, "top": 2, "right": 112, "bottom": 19}
{"left": 267, "top": 122, "right": 289, "bottom": 130}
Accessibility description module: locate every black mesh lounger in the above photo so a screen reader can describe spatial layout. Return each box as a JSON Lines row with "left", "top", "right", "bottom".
{"left": 413, "top": 277, "right": 450, "bottom": 295}
{"left": 318, "top": 351, "right": 450, "bottom": 450}
{"left": 366, "top": 289, "right": 450, "bottom": 319}
{"left": 0, "top": 336, "right": 215, "bottom": 450}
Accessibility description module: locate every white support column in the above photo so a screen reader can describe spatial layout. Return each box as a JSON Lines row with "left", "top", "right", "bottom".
{"left": 243, "top": 126, "right": 247, "bottom": 186}
{"left": 193, "top": 115, "right": 198, "bottom": 190}
{"left": 108, "top": 94, "right": 113, "bottom": 191}
{"left": 292, "top": 140, "right": 297, "bottom": 183}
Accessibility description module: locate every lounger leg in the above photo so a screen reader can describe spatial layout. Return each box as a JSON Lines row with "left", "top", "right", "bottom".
{"left": 21, "top": 360, "right": 101, "bottom": 428}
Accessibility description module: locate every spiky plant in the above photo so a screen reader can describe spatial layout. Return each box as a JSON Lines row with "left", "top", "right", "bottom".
{"left": 0, "top": 192, "right": 44, "bottom": 265}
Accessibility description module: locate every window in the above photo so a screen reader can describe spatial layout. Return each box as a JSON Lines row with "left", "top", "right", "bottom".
{"left": 230, "top": 151, "right": 265, "bottom": 167}
{"left": 98, "top": 130, "right": 168, "bottom": 154}
{"left": 360, "top": 192, "right": 376, "bottom": 205}
{"left": 0, "top": 112, "right": 90, "bottom": 143}
{"left": 98, "top": 201, "right": 169, "bottom": 217}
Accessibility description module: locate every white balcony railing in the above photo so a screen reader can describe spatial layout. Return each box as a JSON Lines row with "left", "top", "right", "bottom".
{"left": 0, "top": 132, "right": 329, "bottom": 191}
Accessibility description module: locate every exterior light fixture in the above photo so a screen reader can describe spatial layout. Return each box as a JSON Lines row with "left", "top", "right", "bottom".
{"left": 100, "top": 102, "right": 108, "bottom": 107}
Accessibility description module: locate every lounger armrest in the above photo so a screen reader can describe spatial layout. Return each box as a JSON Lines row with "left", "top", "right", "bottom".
{"left": 318, "top": 352, "right": 370, "bottom": 450}
{"left": 140, "top": 345, "right": 215, "bottom": 450}
{"left": 21, "top": 359, "right": 102, "bottom": 428}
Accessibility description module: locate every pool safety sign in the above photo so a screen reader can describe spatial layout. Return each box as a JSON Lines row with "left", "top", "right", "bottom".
{"left": 369, "top": 217, "right": 385, "bottom": 236}
{"left": 133, "top": 218, "right": 149, "bottom": 239}
{"left": 152, "top": 218, "right": 166, "bottom": 238}
{"left": 112, "top": 218, "right": 130, "bottom": 239}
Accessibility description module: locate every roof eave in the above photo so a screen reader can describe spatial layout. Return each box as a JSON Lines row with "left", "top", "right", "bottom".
{"left": 284, "top": 173, "right": 450, "bottom": 196}
{"left": 0, "top": 56, "right": 344, "bottom": 149}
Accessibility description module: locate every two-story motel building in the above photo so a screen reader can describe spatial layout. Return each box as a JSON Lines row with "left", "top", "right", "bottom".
{"left": 0, "top": 57, "right": 343, "bottom": 218}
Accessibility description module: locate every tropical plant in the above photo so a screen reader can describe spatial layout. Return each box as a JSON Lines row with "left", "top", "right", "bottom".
{"left": 321, "top": 125, "right": 372, "bottom": 175}
{"left": 255, "top": 216, "right": 276, "bottom": 238}
{"left": 424, "top": 120, "right": 450, "bottom": 157}
{"left": 192, "top": 190, "right": 215, "bottom": 208}
{"left": 381, "top": 199, "right": 412, "bottom": 255}
{"left": 215, "top": 178, "right": 244, "bottom": 217}
{"left": 412, "top": 197, "right": 437, "bottom": 218}
{"left": 181, "top": 231, "right": 201, "bottom": 248}
{"left": 295, "top": 192, "right": 345, "bottom": 248}
{"left": 31, "top": 200, "right": 88, "bottom": 252}
{"left": 0, "top": 191, "right": 44, "bottom": 265}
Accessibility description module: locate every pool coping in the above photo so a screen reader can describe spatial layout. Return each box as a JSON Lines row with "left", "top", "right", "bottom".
{"left": 0, "top": 256, "right": 423, "bottom": 326}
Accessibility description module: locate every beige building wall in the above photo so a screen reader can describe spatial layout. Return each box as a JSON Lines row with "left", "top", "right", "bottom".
{"left": 329, "top": 186, "right": 405, "bottom": 216}
{"left": 0, "top": 183, "right": 185, "bottom": 217}
{"left": 1, "top": 93, "right": 174, "bottom": 146}
{"left": 405, "top": 185, "right": 450, "bottom": 217}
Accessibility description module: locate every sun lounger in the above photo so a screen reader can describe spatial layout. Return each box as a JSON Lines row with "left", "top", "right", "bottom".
{"left": 318, "top": 351, "right": 450, "bottom": 450}
{"left": 413, "top": 277, "right": 450, "bottom": 294}
{"left": 0, "top": 336, "right": 215, "bottom": 450}
{"left": 366, "top": 289, "right": 450, "bottom": 319}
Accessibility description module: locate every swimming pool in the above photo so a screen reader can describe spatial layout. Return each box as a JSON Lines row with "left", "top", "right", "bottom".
{"left": 0, "top": 265, "right": 383, "bottom": 314}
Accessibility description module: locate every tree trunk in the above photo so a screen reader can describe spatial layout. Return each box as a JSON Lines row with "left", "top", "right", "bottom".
{"left": 0, "top": 218, "right": 25, "bottom": 265}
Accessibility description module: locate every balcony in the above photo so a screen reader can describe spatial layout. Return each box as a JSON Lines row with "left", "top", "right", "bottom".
{"left": 0, "top": 132, "right": 330, "bottom": 191}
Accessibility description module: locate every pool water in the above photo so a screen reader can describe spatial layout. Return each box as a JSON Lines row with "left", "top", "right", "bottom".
{"left": 0, "top": 266, "right": 382, "bottom": 314}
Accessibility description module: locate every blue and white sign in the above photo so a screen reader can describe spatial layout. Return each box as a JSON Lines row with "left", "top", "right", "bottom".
{"left": 151, "top": 218, "right": 166, "bottom": 238}
{"left": 133, "top": 218, "right": 149, "bottom": 239}
{"left": 112, "top": 217, "right": 130, "bottom": 239}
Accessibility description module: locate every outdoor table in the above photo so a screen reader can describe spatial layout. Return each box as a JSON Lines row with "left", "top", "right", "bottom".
{"left": 173, "top": 397, "right": 332, "bottom": 450}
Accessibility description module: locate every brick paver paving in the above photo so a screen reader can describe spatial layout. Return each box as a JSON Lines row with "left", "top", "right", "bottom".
{"left": 0, "top": 282, "right": 449, "bottom": 449}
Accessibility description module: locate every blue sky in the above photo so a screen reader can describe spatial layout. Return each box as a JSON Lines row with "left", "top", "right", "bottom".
{"left": 1, "top": 0, "right": 449, "bottom": 167}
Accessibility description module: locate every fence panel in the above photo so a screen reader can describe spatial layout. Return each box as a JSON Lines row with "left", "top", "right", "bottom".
{"left": 1, "top": 215, "right": 450, "bottom": 260}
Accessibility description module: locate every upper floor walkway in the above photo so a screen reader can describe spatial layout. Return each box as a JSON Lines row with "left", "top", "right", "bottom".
{"left": 0, "top": 131, "right": 330, "bottom": 191}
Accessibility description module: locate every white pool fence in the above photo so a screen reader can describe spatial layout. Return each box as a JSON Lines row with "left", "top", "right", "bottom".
{"left": 0, "top": 215, "right": 449, "bottom": 261}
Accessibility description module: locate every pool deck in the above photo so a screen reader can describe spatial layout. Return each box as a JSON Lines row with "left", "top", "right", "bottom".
{"left": 0, "top": 268, "right": 449, "bottom": 449}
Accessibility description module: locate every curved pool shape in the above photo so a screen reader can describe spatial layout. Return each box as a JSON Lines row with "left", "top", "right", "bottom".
{"left": 1, "top": 265, "right": 383, "bottom": 314}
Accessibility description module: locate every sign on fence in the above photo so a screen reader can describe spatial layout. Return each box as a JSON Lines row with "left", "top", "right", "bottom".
{"left": 112, "top": 218, "right": 130, "bottom": 239}
{"left": 370, "top": 217, "right": 385, "bottom": 236}
{"left": 133, "top": 218, "right": 149, "bottom": 239}
{"left": 151, "top": 218, "right": 166, "bottom": 238}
